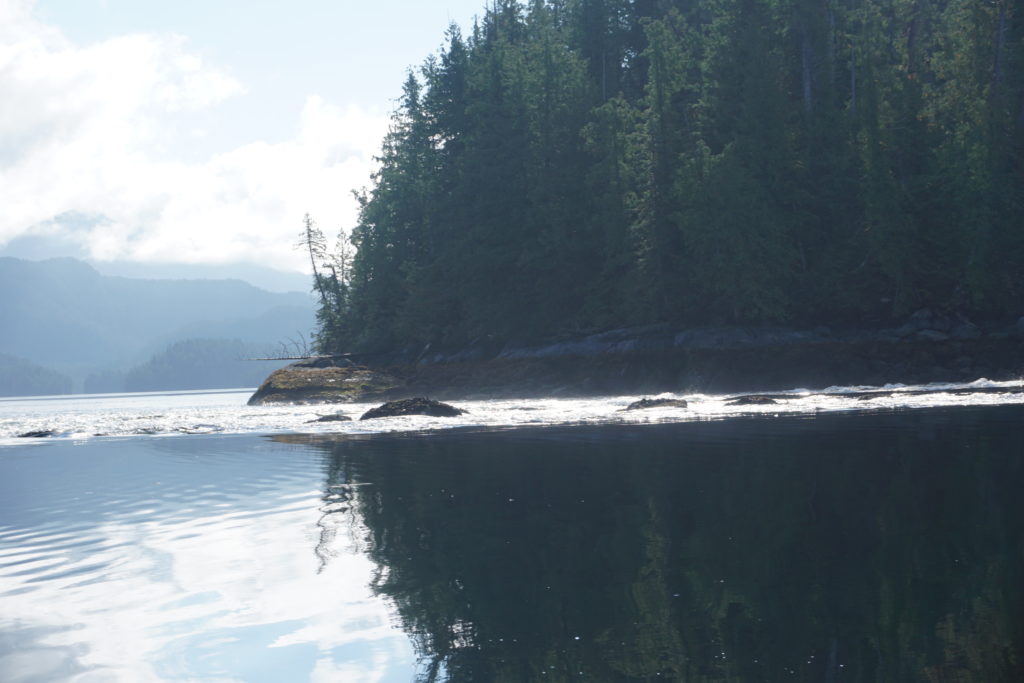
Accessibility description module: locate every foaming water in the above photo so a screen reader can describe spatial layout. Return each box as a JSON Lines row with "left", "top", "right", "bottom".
{"left": 2, "top": 378, "right": 1024, "bottom": 444}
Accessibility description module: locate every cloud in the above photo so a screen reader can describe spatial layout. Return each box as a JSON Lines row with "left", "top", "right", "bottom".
{"left": 0, "top": 1, "right": 387, "bottom": 273}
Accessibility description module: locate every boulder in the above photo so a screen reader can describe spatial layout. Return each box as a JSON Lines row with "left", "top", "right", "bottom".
{"left": 17, "top": 429, "right": 56, "bottom": 438}
{"left": 360, "top": 397, "right": 466, "bottom": 420}
{"left": 856, "top": 391, "right": 893, "bottom": 401}
{"left": 248, "top": 361, "right": 401, "bottom": 405}
{"left": 307, "top": 413, "right": 352, "bottom": 423}
{"left": 726, "top": 395, "right": 778, "bottom": 406}
{"left": 951, "top": 321, "right": 981, "bottom": 340}
{"left": 916, "top": 329, "right": 950, "bottom": 343}
{"left": 893, "top": 309, "right": 933, "bottom": 337}
{"left": 623, "top": 397, "right": 688, "bottom": 411}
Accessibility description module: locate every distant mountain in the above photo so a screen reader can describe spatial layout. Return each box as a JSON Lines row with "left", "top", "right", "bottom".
{"left": 0, "top": 229, "right": 311, "bottom": 293}
{"left": 90, "top": 261, "right": 312, "bottom": 294}
{"left": 147, "top": 306, "right": 316, "bottom": 358}
{"left": 0, "top": 257, "right": 315, "bottom": 390}
{"left": 0, "top": 353, "right": 72, "bottom": 397}
{"left": 82, "top": 339, "right": 290, "bottom": 393}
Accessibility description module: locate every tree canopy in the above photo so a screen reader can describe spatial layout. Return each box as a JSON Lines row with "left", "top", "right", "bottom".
{"left": 315, "top": 0, "right": 1024, "bottom": 353}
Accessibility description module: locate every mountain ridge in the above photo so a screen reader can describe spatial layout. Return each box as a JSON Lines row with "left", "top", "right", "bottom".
{"left": 0, "top": 257, "right": 314, "bottom": 390}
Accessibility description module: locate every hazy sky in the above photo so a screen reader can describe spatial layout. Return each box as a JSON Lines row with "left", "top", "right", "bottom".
{"left": 1, "top": 0, "right": 485, "bottom": 275}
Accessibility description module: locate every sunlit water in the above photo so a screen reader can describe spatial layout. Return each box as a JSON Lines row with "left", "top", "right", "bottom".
{"left": 0, "top": 432, "right": 415, "bottom": 682}
{"left": 2, "top": 378, "right": 1024, "bottom": 444}
{"left": 2, "top": 385, "right": 1024, "bottom": 681}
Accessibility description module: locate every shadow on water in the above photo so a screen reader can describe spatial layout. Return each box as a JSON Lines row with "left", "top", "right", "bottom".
{"left": 296, "top": 406, "right": 1024, "bottom": 682}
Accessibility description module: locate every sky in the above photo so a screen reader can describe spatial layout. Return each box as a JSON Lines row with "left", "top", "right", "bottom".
{"left": 0, "top": 0, "right": 485, "bottom": 282}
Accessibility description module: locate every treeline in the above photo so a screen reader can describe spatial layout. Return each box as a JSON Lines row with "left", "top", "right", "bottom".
{"left": 84, "top": 339, "right": 289, "bottom": 394}
{"left": 314, "top": 0, "right": 1023, "bottom": 353}
{"left": 0, "top": 353, "right": 72, "bottom": 397}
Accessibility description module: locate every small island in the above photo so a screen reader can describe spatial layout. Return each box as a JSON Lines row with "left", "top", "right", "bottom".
{"left": 5, "top": 1, "right": 1024, "bottom": 682}
{"left": 249, "top": 314, "right": 1024, "bottom": 405}
{"left": 267, "top": 0, "right": 1024, "bottom": 403}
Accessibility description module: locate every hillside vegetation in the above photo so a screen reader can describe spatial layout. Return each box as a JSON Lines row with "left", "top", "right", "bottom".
{"left": 0, "top": 257, "right": 313, "bottom": 388}
{"left": 310, "top": 0, "right": 1023, "bottom": 353}
{"left": 0, "top": 353, "right": 72, "bottom": 397}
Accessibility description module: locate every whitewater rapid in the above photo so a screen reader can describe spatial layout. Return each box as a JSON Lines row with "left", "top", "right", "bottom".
{"left": 2, "top": 379, "right": 1024, "bottom": 445}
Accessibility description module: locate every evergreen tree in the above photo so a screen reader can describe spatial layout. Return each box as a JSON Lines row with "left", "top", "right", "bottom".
{"left": 314, "top": 0, "right": 1023, "bottom": 352}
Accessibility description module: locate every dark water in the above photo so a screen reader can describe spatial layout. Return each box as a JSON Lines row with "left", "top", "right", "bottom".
{"left": 2, "top": 406, "right": 1023, "bottom": 681}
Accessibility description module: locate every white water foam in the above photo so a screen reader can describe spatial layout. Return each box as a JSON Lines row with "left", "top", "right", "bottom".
{"left": 2, "top": 379, "right": 1024, "bottom": 445}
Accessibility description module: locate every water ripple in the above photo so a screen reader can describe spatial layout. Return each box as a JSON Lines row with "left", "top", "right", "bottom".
{"left": 0, "top": 434, "right": 414, "bottom": 681}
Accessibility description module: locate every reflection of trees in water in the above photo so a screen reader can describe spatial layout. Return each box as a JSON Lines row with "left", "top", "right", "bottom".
{"left": 313, "top": 410, "right": 1024, "bottom": 682}
{"left": 314, "top": 452, "right": 370, "bottom": 574}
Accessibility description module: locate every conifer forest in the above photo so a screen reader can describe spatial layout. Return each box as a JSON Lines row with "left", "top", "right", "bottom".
{"left": 309, "top": 0, "right": 1023, "bottom": 353}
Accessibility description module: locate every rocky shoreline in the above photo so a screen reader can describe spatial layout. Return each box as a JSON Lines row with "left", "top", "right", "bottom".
{"left": 248, "top": 312, "right": 1024, "bottom": 405}
{"left": 246, "top": 356, "right": 400, "bottom": 405}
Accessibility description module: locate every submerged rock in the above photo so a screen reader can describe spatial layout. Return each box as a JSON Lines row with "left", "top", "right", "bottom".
{"left": 916, "top": 329, "right": 950, "bottom": 343}
{"left": 726, "top": 395, "right": 778, "bottom": 406}
{"left": 951, "top": 321, "right": 981, "bottom": 340}
{"left": 855, "top": 391, "right": 894, "bottom": 401}
{"left": 308, "top": 413, "right": 352, "bottom": 423}
{"left": 623, "top": 397, "right": 688, "bottom": 411}
{"left": 175, "top": 424, "right": 223, "bottom": 435}
{"left": 248, "top": 360, "right": 402, "bottom": 405}
{"left": 17, "top": 429, "right": 56, "bottom": 438}
{"left": 360, "top": 397, "right": 466, "bottom": 420}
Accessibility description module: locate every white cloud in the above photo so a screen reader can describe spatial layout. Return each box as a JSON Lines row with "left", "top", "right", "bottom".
{"left": 0, "top": 1, "right": 387, "bottom": 273}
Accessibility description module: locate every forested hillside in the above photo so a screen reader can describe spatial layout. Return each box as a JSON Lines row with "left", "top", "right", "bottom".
{"left": 121, "top": 339, "right": 288, "bottom": 393}
{"left": 0, "top": 354, "right": 72, "bottom": 397}
{"left": 0, "top": 257, "right": 313, "bottom": 387}
{"left": 312, "top": 0, "right": 1023, "bottom": 353}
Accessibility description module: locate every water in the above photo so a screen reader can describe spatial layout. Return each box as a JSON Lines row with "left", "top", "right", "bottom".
{"left": 2, "top": 378, "right": 1023, "bottom": 443}
{"left": 1, "top": 387, "right": 1023, "bottom": 681}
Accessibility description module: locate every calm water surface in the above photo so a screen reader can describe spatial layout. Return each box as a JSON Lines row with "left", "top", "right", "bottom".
{"left": 1, "top": 398, "right": 1022, "bottom": 681}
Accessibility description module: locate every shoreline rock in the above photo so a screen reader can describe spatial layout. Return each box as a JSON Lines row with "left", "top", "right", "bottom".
{"left": 247, "top": 319, "right": 1024, "bottom": 405}
{"left": 247, "top": 357, "right": 401, "bottom": 405}
{"left": 360, "top": 397, "right": 466, "bottom": 420}
{"left": 623, "top": 398, "right": 689, "bottom": 411}
{"left": 726, "top": 395, "right": 779, "bottom": 406}
{"left": 307, "top": 413, "right": 352, "bottom": 423}
{"left": 17, "top": 429, "right": 56, "bottom": 438}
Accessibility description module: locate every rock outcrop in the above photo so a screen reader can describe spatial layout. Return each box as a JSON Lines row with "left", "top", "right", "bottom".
{"left": 360, "top": 397, "right": 466, "bottom": 420}
{"left": 247, "top": 357, "right": 401, "bottom": 405}
{"left": 248, "top": 314, "right": 1024, "bottom": 403}
{"left": 17, "top": 429, "right": 56, "bottom": 438}
{"left": 623, "top": 398, "right": 688, "bottom": 411}
{"left": 726, "top": 395, "right": 779, "bottom": 406}
{"left": 307, "top": 413, "right": 352, "bottom": 423}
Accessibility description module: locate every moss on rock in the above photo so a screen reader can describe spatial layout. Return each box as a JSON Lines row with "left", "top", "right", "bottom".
{"left": 247, "top": 363, "right": 402, "bottom": 405}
